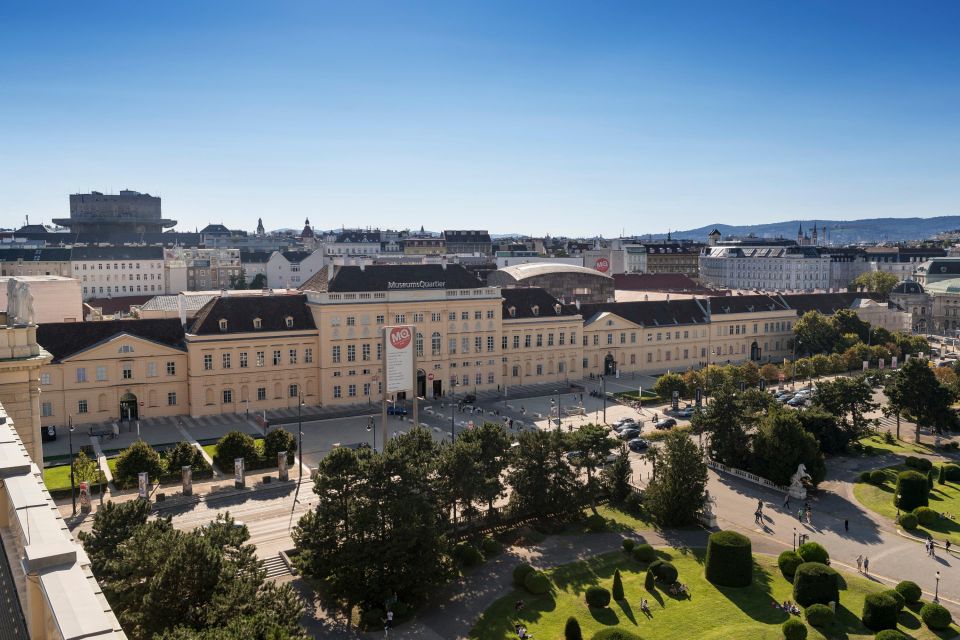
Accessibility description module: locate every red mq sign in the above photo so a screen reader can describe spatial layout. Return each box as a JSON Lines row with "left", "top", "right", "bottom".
{"left": 595, "top": 258, "right": 610, "bottom": 273}
{"left": 390, "top": 326, "right": 412, "bottom": 349}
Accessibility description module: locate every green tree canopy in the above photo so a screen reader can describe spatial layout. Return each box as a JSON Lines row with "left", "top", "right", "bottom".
{"left": 794, "top": 311, "right": 841, "bottom": 356}
{"left": 643, "top": 430, "right": 708, "bottom": 526}
{"left": 812, "top": 375, "right": 878, "bottom": 441}
{"left": 653, "top": 372, "right": 688, "bottom": 400}
{"left": 752, "top": 409, "right": 826, "bottom": 487}
{"left": 852, "top": 271, "right": 899, "bottom": 298}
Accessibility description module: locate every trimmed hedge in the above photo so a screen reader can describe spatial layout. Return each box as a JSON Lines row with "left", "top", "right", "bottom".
{"left": 481, "top": 536, "right": 500, "bottom": 556}
{"left": 797, "top": 541, "right": 830, "bottom": 565}
{"left": 565, "top": 617, "right": 583, "bottom": 640}
{"left": 644, "top": 569, "right": 655, "bottom": 590}
{"left": 591, "top": 629, "right": 643, "bottom": 640}
{"left": 920, "top": 602, "right": 953, "bottom": 631}
{"left": 883, "top": 589, "right": 905, "bottom": 612}
{"left": 781, "top": 617, "right": 808, "bottom": 640}
{"left": 452, "top": 542, "right": 483, "bottom": 567}
{"left": 585, "top": 586, "right": 611, "bottom": 608}
{"left": 778, "top": 551, "right": 804, "bottom": 580}
{"left": 622, "top": 538, "right": 635, "bottom": 553}
{"left": 513, "top": 563, "right": 535, "bottom": 587}
{"left": 895, "top": 470, "right": 929, "bottom": 511}
{"left": 652, "top": 561, "right": 678, "bottom": 584}
{"left": 585, "top": 514, "right": 607, "bottom": 532}
{"left": 705, "top": 530, "right": 753, "bottom": 587}
{"left": 612, "top": 569, "right": 625, "bottom": 600}
{"left": 113, "top": 439, "right": 164, "bottom": 488}
{"left": 632, "top": 544, "right": 656, "bottom": 563}
{"left": 524, "top": 571, "right": 551, "bottom": 595}
{"left": 913, "top": 506, "right": 937, "bottom": 527}
{"left": 862, "top": 592, "right": 899, "bottom": 631}
{"left": 905, "top": 456, "right": 933, "bottom": 472}
{"left": 869, "top": 470, "right": 887, "bottom": 485}
{"left": 793, "top": 562, "right": 839, "bottom": 607}
{"left": 874, "top": 630, "right": 909, "bottom": 640}
{"left": 894, "top": 580, "right": 921, "bottom": 604}
{"left": 944, "top": 464, "right": 960, "bottom": 482}
{"left": 858, "top": 471, "right": 871, "bottom": 483}
{"left": 804, "top": 603, "right": 834, "bottom": 627}
{"left": 899, "top": 513, "right": 918, "bottom": 530}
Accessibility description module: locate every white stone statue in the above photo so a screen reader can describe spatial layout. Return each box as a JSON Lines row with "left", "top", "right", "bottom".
{"left": 7, "top": 279, "right": 35, "bottom": 325}
{"left": 789, "top": 463, "right": 811, "bottom": 500}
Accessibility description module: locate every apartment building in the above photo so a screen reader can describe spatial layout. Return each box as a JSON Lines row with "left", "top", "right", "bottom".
{"left": 164, "top": 247, "right": 242, "bottom": 292}
{"left": 72, "top": 246, "right": 165, "bottom": 299}
{"left": 699, "top": 245, "right": 830, "bottom": 292}
{"left": 0, "top": 248, "right": 72, "bottom": 277}
{"left": 267, "top": 249, "right": 325, "bottom": 288}
{"left": 704, "top": 295, "right": 796, "bottom": 365}
{"left": 501, "top": 287, "right": 583, "bottom": 389}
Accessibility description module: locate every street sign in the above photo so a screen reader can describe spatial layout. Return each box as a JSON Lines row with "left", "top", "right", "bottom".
{"left": 671, "top": 390, "right": 679, "bottom": 410}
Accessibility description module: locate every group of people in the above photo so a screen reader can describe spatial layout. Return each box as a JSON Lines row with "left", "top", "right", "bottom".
{"left": 856, "top": 555, "right": 871, "bottom": 575}
{"left": 774, "top": 600, "right": 801, "bottom": 615}
{"left": 668, "top": 583, "right": 690, "bottom": 597}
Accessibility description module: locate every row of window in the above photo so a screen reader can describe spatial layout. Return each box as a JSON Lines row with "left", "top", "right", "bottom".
{"left": 333, "top": 309, "right": 496, "bottom": 327}
{"left": 77, "top": 262, "right": 162, "bottom": 270}
{"left": 54, "top": 391, "right": 179, "bottom": 416}
{"left": 220, "top": 384, "right": 300, "bottom": 404}
{"left": 83, "top": 285, "right": 160, "bottom": 295}
{"left": 203, "top": 348, "right": 314, "bottom": 370}
{"left": 81, "top": 273, "right": 159, "bottom": 282}
{"left": 71, "top": 361, "right": 177, "bottom": 383}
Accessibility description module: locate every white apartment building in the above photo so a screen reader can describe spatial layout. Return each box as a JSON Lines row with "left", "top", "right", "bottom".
{"left": 267, "top": 249, "right": 326, "bottom": 288}
{"left": 699, "top": 245, "right": 831, "bottom": 292}
{"left": 72, "top": 246, "right": 165, "bottom": 299}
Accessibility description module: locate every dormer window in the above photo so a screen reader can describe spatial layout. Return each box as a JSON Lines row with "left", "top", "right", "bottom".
{"left": 508, "top": 306, "right": 516, "bottom": 318}
{"left": 285, "top": 316, "right": 294, "bottom": 328}
{"left": 531, "top": 305, "right": 539, "bottom": 317}
{"left": 253, "top": 317, "right": 262, "bottom": 330}
{"left": 554, "top": 304, "right": 562, "bottom": 315}
{"left": 218, "top": 319, "right": 228, "bottom": 332}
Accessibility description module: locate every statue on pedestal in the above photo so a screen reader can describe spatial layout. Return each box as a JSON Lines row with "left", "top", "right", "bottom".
{"left": 789, "top": 464, "right": 811, "bottom": 500}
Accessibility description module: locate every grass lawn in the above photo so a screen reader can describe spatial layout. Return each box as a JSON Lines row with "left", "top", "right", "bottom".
{"left": 854, "top": 465, "right": 960, "bottom": 545}
{"left": 856, "top": 435, "right": 937, "bottom": 457}
{"left": 470, "top": 549, "right": 959, "bottom": 639}
{"left": 561, "top": 504, "right": 655, "bottom": 536}
{"left": 203, "top": 438, "right": 266, "bottom": 470}
{"left": 43, "top": 458, "right": 118, "bottom": 491}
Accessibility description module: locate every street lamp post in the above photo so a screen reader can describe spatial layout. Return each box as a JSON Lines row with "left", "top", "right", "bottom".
{"left": 68, "top": 416, "right": 76, "bottom": 517}
{"left": 601, "top": 375, "right": 607, "bottom": 424}
{"left": 297, "top": 394, "right": 304, "bottom": 479}
{"left": 791, "top": 340, "right": 802, "bottom": 390}
{"left": 553, "top": 389, "right": 561, "bottom": 432}
{"left": 450, "top": 380, "right": 456, "bottom": 442}
{"left": 792, "top": 527, "right": 796, "bottom": 551}
{"left": 935, "top": 571, "right": 941, "bottom": 603}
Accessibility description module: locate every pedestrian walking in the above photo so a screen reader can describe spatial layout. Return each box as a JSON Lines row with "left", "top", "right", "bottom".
{"left": 844, "top": 519, "right": 849, "bottom": 533}
{"left": 783, "top": 494, "right": 791, "bottom": 510}
{"left": 797, "top": 507, "right": 804, "bottom": 521}
{"left": 856, "top": 555, "right": 863, "bottom": 573}
{"left": 754, "top": 510, "right": 762, "bottom": 525}
{"left": 863, "top": 557, "right": 869, "bottom": 575}
{"left": 757, "top": 499, "right": 764, "bottom": 513}
{"left": 947, "top": 540, "right": 952, "bottom": 555}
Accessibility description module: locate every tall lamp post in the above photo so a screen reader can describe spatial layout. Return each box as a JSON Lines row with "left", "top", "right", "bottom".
{"left": 367, "top": 417, "right": 376, "bottom": 452}
{"left": 68, "top": 415, "right": 76, "bottom": 517}
{"left": 601, "top": 375, "right": 607, "bottom": 424}
{"left": 553, "top": 389, "right": 561, "bottom": 432}
{"left": 791, "top": 339, "right": 802, "bottom": 390}
{"left": 934, "top": 571, "right": 941, "bottom": 603}
{"left": 297, "top": 394, "right": 304, "bottom": 480}
{"left": 792, "top": 527, "right": 796, "bottom": 551}
{"left": 450, "top": 380, "right": 456, "bottom": 442}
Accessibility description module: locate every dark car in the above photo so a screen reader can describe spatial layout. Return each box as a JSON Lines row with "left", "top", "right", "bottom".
{"left": 41, "top": 425, "right": 57, "bottom": 442}
{"left": 654, "top": 418, "right": 677, "bottom": 429}
{"left": 618, "top": 427, "right": 642, "bottom": 440}
{"left": 387, "top": 405, "right": 408, "bottom": 416}
{"left": 627, "top": 438, "right": 649, "bottom": 452}
{"left": 461, "top": 393, "right": 476, "bottom": 404}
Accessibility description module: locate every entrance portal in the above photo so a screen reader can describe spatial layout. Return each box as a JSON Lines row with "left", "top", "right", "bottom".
{"left": 119, "top": 392, "right": 139, "bottom": 421}
{"left": 750, "top": 341, "right": 761, "bottom": 361}
{"left": 416, "top": 369, "right": 427, "bottom": 398}
{"left": 604, "top": 354, "right": 617, "bottom": 376}
{"left": 433, "top": 379, "right": 442, "bottom": 397}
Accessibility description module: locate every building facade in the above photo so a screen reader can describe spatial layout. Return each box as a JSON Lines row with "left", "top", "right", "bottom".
{"left": 55, "top": 190, "right": 176, "bottom": 234}
{"left": 700, "top": 245, "right": 831, "bottom": 292}
{"left": 267, "top": 249, "right": 325, "bottom": 289}
{"left": 72, "top": 246, "right": 166, "bottom": 300}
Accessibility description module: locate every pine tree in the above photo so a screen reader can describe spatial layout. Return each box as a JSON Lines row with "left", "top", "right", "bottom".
{"left": 612, "top": 569, "right": 625, "bottom": 601}
{"left": 939, "top": 465, "right": 947, "bottom": 485}
{"left": 564, "top": 617, "right": 583, "bottom": 640}
{"left": 645, "top": 568, "right": 656, "bottom": 591}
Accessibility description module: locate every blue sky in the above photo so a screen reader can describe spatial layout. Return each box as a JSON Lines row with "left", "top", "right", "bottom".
{"left": 1, "top": 1, "right": 958, "bottom": 236}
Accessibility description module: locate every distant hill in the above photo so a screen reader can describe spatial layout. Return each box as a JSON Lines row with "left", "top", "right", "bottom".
{"left": 650, "top": 216, "right": 960, "bottom": 245}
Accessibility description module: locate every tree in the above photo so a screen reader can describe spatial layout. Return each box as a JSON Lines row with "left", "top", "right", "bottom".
{"left": 436, "top": 438, "right": 484, "bottom": 525}
{"left": 832, "top": 309, "right": 870, "bottom": 344}
{"left": 216, "top": 431, "right": 260, "bottom": 469}
{"left": 228, "top": 271, "right": 248, "bottom": 290}
{"left": 114, "top": 439, "right": 164, "bottom": 487}
{"left": 852, "top": 271, "right": 899, "bottom": 298}
{"left": 571, "top": 423, "right": 617, "bottom": 508}
{"left": 603, "top": 443, "right": 632, "bottom": 504}
{"left": 692, "top": 382, "right": 752, "bottom": 468}
{"left": 78, "top": 499, "right": 155, "bottom": 575}
{"left": 263, "top": 427, "right": 297, "bottom": 464}
{"left": 752, "top": 409, "right": 826, "bottom": 487}
{"left": 643, "top": 430, "right": 708, "bottom": 526}
{"left": 249, "top": 273, "right": 267, "bottom": 289}
{"left": 794, "top": 311, "right": 841, "bottom": 356}
{"left": 653, "top": 372, "right": 688, "bottom": 400}
{"left": 887, "top": 358, "right": 956, "bottom": 442}
{"left": 508, "top": 429, "right": 580, "bottom": 520}
{"left": 456, "top": 422, "right": 511, "bottom": 516}
{"left": 759, "top": 363, "right": 781, "bottom": 383}
{"left": 812, "top": 375, "right": 878, "bottom": 442}
{"left": 797, "top": 408, "right": 849, "bottom": 453}
{"left": 72, "top": 449, "right": 99, "bottom": 484}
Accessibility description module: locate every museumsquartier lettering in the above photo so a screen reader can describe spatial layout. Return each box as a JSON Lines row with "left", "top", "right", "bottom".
{"left": 387, "top": 280, "right": 446, "bottom": 289}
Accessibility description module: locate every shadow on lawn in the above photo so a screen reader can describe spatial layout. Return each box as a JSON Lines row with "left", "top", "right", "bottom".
{"left": 713, "top": 561, "right": 787, "bottom": 625}
{"left": 551, "top": 553, "right": 619, "bottom": 596}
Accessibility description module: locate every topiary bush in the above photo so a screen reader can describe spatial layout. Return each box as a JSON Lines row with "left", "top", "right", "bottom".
{"left": 874, "top": 630, "right": 910, "bottom": 640}
{"left": 899, "top": 513, "right": 918, "bottom": 530}
{"left": 804, "top": 603, "right": 834, "bottom": 627}
{"left": 778, "top": 550, "right": 804, "bottom": 580}
{"left": 452, "top": 542, "right": 484, "bottom": 567}
{"left": 653, "top": 561, "right": 678, "bottom": 584}
{"left": 920, "top": 602, "right": 953, "bottom": 631}
{"left": 927, "top": 469, "right": 937, "bottom": 491}
{"left": 797, "top": 541, "right": 830, "bottom": 565}
{"left": 883, "top": 589, "right": 905, "bottom": 612}
{"left": 894, "top": 580, "right": 922, "bottom": 604}
{"left": 622, "top": 538, "right": 635, "bottom": 553}
{"left": 944, "top": 464, "right": 960, "bottom": 482}
{"left": 939, "top": 465, "right": 947, "bottom": 485}
{"left": 590, "top": 629, "right": 643, "bottom": 640}
{"left": 895, "top": 470, "right": 929, "bottom": 511}
{"left": 263, "top": 427, "right": 297, "bottom": 465}
{"left": 114, "top": 439, "right": 164, "bottom": 488}
{"left": 905, "top": 456, "right": 933, "bottom": 472}
{"left": 215, "top": 431, "right": 259, "bottom": 470}
{"left": 481, "top": 536, "right": 500, "bottom": 556}
{"left": 913, "top": 506, "right": 938, "bottom": 527}
{"left": 632, "top": 543, "right": 656, "bottom": 563}
{"left": 862, "top": 592, "right": 899, "bottom": 631}
{"left": 869, "top": 470, "right": 887, "bottom": 485}
{"left": 644, "top": 569, "right": 655, "bottom": 590}
{"left": 858, "top": 470, "right": 872, "bottom": 483}
{"left": 524, "top": 570, "right": 551, "bottom": 595}
{"left": 585, "top": 514, "right": 606, "bottom": 532}
{"left": 904, "top": 456, "right": 921, "bottom": 469}
{"left": 612, "top": 569, "right": 625, "bottom": 600}
{"left": 793, "top": 562, "right": 839, "bottom": 607}
{"left": 705, "top": 530, "right": 753, "bottom": 587}
{"left": 513, "top": 563, "right": 535, "bottom": 587}
{"left": 565, "top": 616, "right": 583, "bottom": 640}
{"left": 585, "top": 585, "right": 611, "bottom": 608}
{"left": 781, "top": 617, "right": 808, "bottom": 640}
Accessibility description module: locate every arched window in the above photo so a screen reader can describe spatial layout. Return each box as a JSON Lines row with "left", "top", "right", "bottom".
{"left": 431, "top": 332, "right": 441, "bottom": 356}
{"left": 558, "top": 361, "right": 566, "bottom": 373}
{"left": 416, "top": 332, "right": 424, "bottom": 357}
{"left": 512, "top": 365, "right": 520, "bottom": 377}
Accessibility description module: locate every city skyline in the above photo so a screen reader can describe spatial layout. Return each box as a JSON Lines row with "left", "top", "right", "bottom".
{"left": 2, "top": 1, "right": 958, "bottom": 235}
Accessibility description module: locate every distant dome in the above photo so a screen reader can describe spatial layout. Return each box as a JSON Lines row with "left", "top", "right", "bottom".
{"left": 892, "top": 280, "right": 924, "bottom": 295}
{"left": 301, "top": 218, "right": 314, "bottom": 238}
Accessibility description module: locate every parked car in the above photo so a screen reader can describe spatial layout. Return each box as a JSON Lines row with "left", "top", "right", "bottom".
{"left": 564, "top": 450, "right": 584, "bottom": 464}
{"left": 627, "top": 438, "right": 649, "bottom": 452}
{"left": 677, "top": 407, "right": 694, "bottom": 419}
{"left": 787, "top": 397, "right": 808, "bottom": 407}
{"left": 618, "top": 427, "right": 642, "bottom": 440}
{"left": 614, "top": 418, "right": 638, "bottom": 429}
{"left": 387, "top": 405, "right": 408, "bottom": 416}
{"left": 614, "top": 421, "right": 639, "bottom": 433}
{"left": 462, "top": 393, "right": 476, "bottom": 404}
{"left": 603, "top": 451, "right": 622, "bottom": 465}
{"left": 654, "top": 418, "right": 677, "bottom": 429}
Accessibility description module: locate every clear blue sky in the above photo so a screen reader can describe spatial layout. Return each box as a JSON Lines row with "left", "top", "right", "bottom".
{"left": 1, "top": 1, "right": 958, "bottom": 236}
